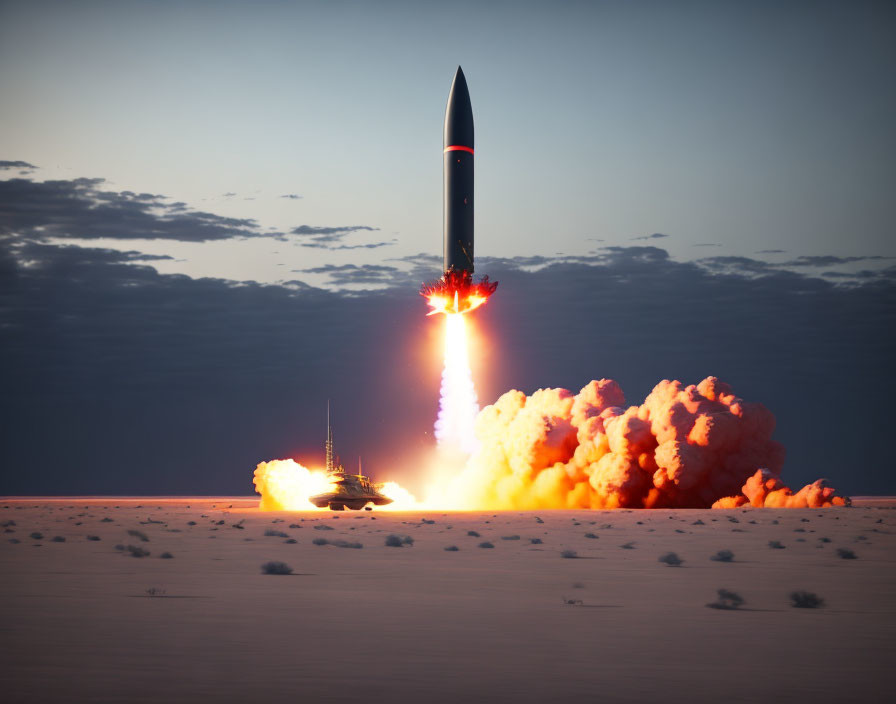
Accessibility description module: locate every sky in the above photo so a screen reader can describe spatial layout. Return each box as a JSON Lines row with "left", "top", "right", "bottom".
{"left": 1, "top": 0, "right": 894, "bottom": 497}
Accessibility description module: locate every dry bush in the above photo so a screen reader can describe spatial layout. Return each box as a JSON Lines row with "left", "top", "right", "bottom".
{"left": 261, "top": 561, "right": 293, "bottom": 575}
{"left": 658, "top": 552, "right": 683, "bottom": 566}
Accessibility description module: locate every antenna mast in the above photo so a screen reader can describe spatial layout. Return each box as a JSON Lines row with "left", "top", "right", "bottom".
{"left": 326, "top": 401, "right": 335, "bottom": 473}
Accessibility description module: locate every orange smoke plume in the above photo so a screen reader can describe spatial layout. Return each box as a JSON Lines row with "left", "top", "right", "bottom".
{"left": 448, "top": 377, "right": 847, "bottom": 509}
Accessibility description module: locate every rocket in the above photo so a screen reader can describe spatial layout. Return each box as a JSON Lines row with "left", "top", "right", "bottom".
{"left": 443, "top": 66, "right": 475, "bottom": 275}
{"left": 422, "top": 66, "right": 497, "bottom": 316}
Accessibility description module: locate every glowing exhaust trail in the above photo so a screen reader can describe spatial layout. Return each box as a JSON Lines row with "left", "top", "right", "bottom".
{"left": 434, "top": 313, "right": 479, "bottom": 454}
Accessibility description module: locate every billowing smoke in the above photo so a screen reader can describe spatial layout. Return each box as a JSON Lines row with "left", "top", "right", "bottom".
{"left": 253, "top": 459, "right": 334, "bottom": 511}
{"left": 445, "top": 376, "right": 847, "bottom": 509}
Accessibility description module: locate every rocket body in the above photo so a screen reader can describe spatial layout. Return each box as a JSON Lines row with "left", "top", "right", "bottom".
{"left": 443, "top": 67, "right": 474, "bottom": 274}
{"left": 421, "top": 67, "right": 495, "bottom": 316}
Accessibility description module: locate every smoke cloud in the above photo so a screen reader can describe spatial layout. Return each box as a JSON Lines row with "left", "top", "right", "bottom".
{"left": 446, "top": 376, "right": 846, "bottom": 510}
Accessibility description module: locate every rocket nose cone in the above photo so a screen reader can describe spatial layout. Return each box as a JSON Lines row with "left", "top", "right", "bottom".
{"left": 444, "top": 67, "right": 473, "bottom": 148}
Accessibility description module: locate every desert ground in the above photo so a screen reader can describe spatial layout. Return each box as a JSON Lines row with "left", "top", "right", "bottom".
{"left": 1, "top": 498, "right": 894, "bottom": 703}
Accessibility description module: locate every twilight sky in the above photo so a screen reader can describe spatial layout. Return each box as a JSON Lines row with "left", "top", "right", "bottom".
{"left": 1, "top": 0, "right": 894, "bottom": 496}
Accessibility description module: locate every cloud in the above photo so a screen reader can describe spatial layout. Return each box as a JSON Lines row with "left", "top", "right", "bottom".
{"left": 296, "top": 263, "right": 400, "bottom": 286}
{"left": 693, "top": 242, "right": 721, "bottom": 247}
{"left": 696, "top": 255, "right": 781, "bottom": 278}
{"left": 0, "top": 160, "right": 36, "bottom": 170}
{"left": 290, "top": 224, "right": 388, "bottom": 249}
{"left": 0, "top": 171, "right": 383, "bottom": 246}
{"left": 280, "top": 194, "right": 302, "bottom": 200}
{"left": 0, "top": 176, "right": 270, "bottom": 242}
{"left": 695, "top": 252, "right": 896, "bottom": 283}
{"left": 779, "top": 255, "right": 895, "bottom": 268}
{"left": 756, "top": 249, "right": 786, "bottom": 254}
{"left": 631, "top": 232, "right": 669, "bottom": 241}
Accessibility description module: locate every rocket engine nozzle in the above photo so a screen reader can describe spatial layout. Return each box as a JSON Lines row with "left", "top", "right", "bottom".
{"left": 421, "top": 269, "right": 498, "bottom": 316}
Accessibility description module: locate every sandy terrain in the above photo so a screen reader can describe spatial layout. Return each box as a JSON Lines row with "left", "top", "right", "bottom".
{"left": 1, "top": 498, "right": 894, "bottom": 703}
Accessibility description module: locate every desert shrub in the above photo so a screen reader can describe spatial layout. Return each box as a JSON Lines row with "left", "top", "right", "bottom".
{"left": 819, "top": 537, "right": 832, "bottom": 543}
{"left": 501, "top": 535, "right": 520, "bottom": 541}
{"left": 145, "top": 587, "right": 166, "bottom": 597}
{"left": 836, "top": 548, "right": 857, "bottom": 559}
{"left": 313, "top": 525, "right": 334, "bottom": 531}
{"left": 478, "top": 541, "right": 495, "bottom": 549}
{"left": 658, "top": 552, "right": 683, "bottom": 566}
{"left": 312, "top": 537, "right": 329, "bottom": 546}
{"left": 706, "top": 589, "right": 745, "bottom": 610}
{"left": 100, "top": 517, "right": 113, "bottom": 523}
{"left": 530, "top": 538, "right": 543, "bottom": 544}
{"left": 50, "top": 536, "right": 65, "bottom": 542}
{"left": 0, "top": 520, "right": 15, "bottom": 527}
{"left": 127, "top": 545, "right": 150, "bottom": 558}
{"left": 444, "top": 545, "right": 459, "bottom": 551}
{"left": 187, "top": 521, "right": 197, "bottom": 526}
{"left": 385, "top": 534, "right": 413, "bottom": 547}
{"left": 289, "top": 523, "right": 301, "bottom": 529}
{"left": 790, "top": 591, "right": 825, "bottom": 608}
{"left": 692, "top": 519, "right": 705, "bottom": 525}
{"left": 620, "top": 542, "right": 636, "bottom": 550}
{"left": 127, "top": 529, "right": 149, "bottom": 542}
{"left": 421, "top": 519, "right": 435, "bottom": 524}
{"left": 330, "top": 540, "right": 363, "bottom": 549}
{"left": 30, "top": 532, "right": 43, "bottom": 540}
{"left": 467, "top": 530, "right": 480, "bottom": 537}
{"left": 768, "top": 540, "right": 785, "bottom": 549}
{"left": 264, "top": 529, "right": 288, "bottom": 538}
{"left": 535, "top": 517, "right": 544, "bottom": 524}
{"left": 584, "top": 533, "right": 598, "bottom": 539}
{"left": 560, "top": 549, "right": 578, "bottom": 559}
{"left": 562, "top": 596, "right": 584, "bottom": 605}
{"left": 711, "top": 549, "right": 734, "bottom": 562}
{"left": 159, "top": 552, "right": 173, "bottom": 559}
{"left": 9, "top": 538, "right": 20, "bottom": 544}
{"left": 285, "top": 538, "right": 297, "bottom": 544}
{"left": 114, "top": 544, "right": 125, "bottom": 551}
{"left": 261, "top": 561, "right": 293, "bottom": 575}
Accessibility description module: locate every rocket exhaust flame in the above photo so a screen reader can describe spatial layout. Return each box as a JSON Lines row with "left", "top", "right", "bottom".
{"left": 434, "top": 313, "right": 480, "bottom": 454}
{"left": 421, "top": 269, "right": 497, "bottom": 316}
